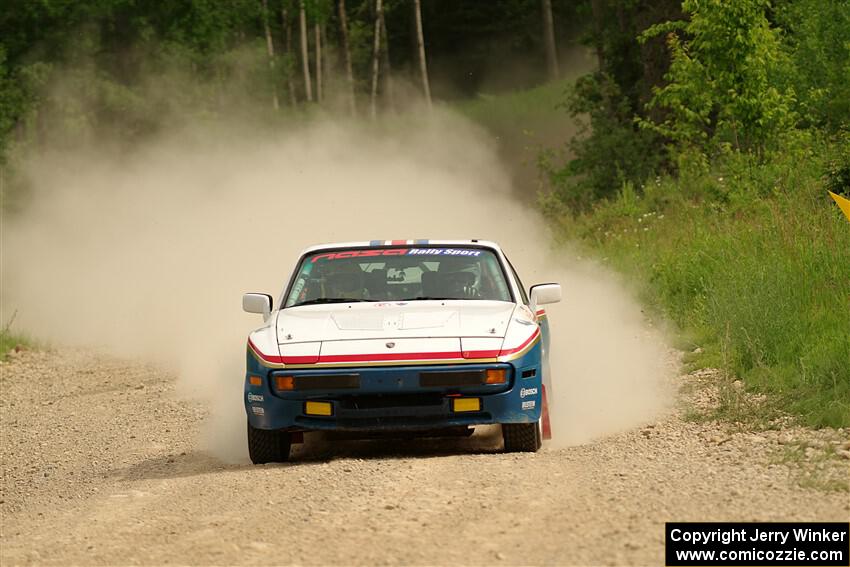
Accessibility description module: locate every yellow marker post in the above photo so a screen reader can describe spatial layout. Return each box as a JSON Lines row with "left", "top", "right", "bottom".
{"left": 828, "top": 191, "right": 850, "bottom": 222}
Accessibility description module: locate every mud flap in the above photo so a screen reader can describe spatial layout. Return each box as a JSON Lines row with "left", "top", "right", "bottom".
{"left": 541, "top": 384, "right": 552, "bottom": 440}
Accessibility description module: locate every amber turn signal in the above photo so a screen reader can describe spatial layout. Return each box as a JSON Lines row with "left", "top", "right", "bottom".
{"left": 484, "top": 369, "right": 507, "bottom": 384}
{"left": 248, "top": 375, "right": 262, "bottom": 386}
{"left": 275, "top": 375, "right": 295, "bottom": 390}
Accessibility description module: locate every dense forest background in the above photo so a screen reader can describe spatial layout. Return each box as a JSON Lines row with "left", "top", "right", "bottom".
{"left": 1, "top": 0, "right": 849, "bottom": 427}
{"left": 0, "top": 0, "right": 581, "bottom": 160}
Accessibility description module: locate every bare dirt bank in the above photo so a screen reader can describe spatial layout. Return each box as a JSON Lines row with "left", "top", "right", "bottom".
{"left": 1, "top": 348, "right": 847, "bottom": 566}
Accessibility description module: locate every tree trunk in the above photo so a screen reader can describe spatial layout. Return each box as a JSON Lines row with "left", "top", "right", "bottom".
{"left": 314, "top": 23, "right": 323, "bottom": 103}
{"left": 541, "top": 0, "right": 559, "bottom": 80}
{"left": 413, "top": 0, "right": 431, "bottom": 109}
{"left": 338, "top": 0, "right": 357, "bottom": 115}
{"left": 590, "top": 0, "right": 606, "bottom": 72}
{"left": 369, "top": 0, "right": 383, "bottom": 120}
{"left": 281, "top": 6, "right": 297, "bottom": 106}
{"left": 262, "top": 0, "right": 280, "bottom": 110}
{"left": 299, "top": 0, "right": 313, "bottom": 102}
{"left": 379, "top": 7, "right": 395, "bottom": 111}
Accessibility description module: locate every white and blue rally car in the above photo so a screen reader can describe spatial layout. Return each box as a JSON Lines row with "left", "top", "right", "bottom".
{"left": 242, "top": 239, "right": 560, "bottom": 463}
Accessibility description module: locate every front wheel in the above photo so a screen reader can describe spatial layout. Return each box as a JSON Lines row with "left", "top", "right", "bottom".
{"left": 502, "top": 421, "right": 542, "bottom": 453}
{"left": 247, "top": 421, "right": 292, "bottom": 464}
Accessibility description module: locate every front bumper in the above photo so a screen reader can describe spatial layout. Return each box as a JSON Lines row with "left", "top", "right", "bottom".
{"left": 244, "top": 358, "right": 543, "bottom": 432}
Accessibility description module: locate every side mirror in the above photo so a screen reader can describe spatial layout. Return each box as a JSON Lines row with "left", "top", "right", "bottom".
{"left": 529, "top": 283, "right": 561, "bottom": 310}
{"left": 243, "top": 293, "right": 273, "bottom": 320}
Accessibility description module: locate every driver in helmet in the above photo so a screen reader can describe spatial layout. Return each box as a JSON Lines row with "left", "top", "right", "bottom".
{"left": 437, "top": 255, "right": 479, "bottom": 298}
{"left": 323, "top": 260, "right": 366, "bottom": 300}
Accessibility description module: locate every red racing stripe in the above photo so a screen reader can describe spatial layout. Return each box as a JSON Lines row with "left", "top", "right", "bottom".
{"left": 248, "top": 338, "right": 318, "bottom": 364}
{"left": 318, "top": 350, "right": 463, "bottom": 363}
{"left": 498, "top": 328, "right": 541, "bottom": 356}
{"left": 250, "top": 329, "right": 540, "bottom": 366}
{"left": 463, "top": 328, "right": 541, "bottom": 359}
{"left": 248, "top": 338, "right": 282, "bottom": 363}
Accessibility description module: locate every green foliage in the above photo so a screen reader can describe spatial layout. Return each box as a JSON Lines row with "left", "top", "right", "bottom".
{"left": 0, "top": 48, "right": 26, "bottom": 164}
{"left": 0, "top": 310, "right": 33, "bottom": 361}
{"left": 455, "top": 76, "right": 576, "bottom": 131}
{"left": 550, "top": 137, "right": 850, "bottom": 428}
{"left": 540, "top": 72, "right": 662, "bottom": 210}
{"left": 640, "top": 0, "right": 796, "bottom": 156}
{"left": 538, "top": 0, "right": 679, "bottom": 211}
{"left": 0, "top": 330, "right": 29, "bottom": 361}
{"left": 776, "top": 0, "right": 850, "bottom": 131}
{"left": 824, "top": 137, "right": 850, "bottom": 196}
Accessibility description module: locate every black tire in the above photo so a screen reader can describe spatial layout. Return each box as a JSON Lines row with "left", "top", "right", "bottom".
{"left": 247, "top": 421, "right": 292, "bottom": 464}
{"left": 502, "top": 421, "right": 542, "bottom": 453}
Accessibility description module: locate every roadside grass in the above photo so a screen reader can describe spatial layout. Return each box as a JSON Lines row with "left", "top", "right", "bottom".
{"left": 454, "top": 77, "right": 576, "bottom": 134}
{"left": 0, "top": 329, "right": 33, "bottom": 361}
{"left": 771, "top": 442, "right": 850, "bottom": 493}
{"left": 0, "top": 311, "right": 34, "bottom": 361}
{"left": 546, "top": 136, "right": 850, "bottom": 429}
{"left": 456, "top": 78, "right": 848, "bottom": 430}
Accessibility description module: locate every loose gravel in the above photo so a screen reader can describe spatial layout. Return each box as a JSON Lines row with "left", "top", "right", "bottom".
{"left": 1, "top": 348, "right": 847, "bottom": 566}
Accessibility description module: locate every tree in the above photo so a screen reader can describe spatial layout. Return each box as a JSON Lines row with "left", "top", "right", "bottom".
{"left": 413, "top": 0, "right": 431, "bottom": 109}
{"left": 541, "top": 0, "right": 558, "bottom": 80}
{"left": 369, "top": 0, "right": 383, "bottom": 119}
{"left": 379, "top": 5, "right": 394, "bottom": 111}
{"left": 337, "top": 0, "right": 357, "bottom": 115}
{"left": 777, "top": 0, "right": 850, "bottom": 131}
{"left": 641, "top": 0, "right": 795, "bottom": 155}
{"left": 281, "top": 4, "right": 298, "bottom": 106}
{"left": 261, "top": 0, "right": 280, "bottom": 110}
{"left": 314, "top": 23, "right": 323, "bottom": 102}
{"left": 299, "top": 0, "right": 313, "bottom": 102}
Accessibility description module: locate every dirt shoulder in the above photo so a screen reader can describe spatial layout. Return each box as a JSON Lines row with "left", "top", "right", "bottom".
{"left": 1, "top": 349, "right": 847, "bottom": 566}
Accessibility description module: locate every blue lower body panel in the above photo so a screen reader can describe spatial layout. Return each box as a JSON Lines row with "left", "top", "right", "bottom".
{"left": 245, "top": 345, "right": 544, "bottom": 432}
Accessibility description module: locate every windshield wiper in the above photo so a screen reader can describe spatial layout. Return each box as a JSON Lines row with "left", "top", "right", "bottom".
{"left": 294, "top": 298, "right": 374, "bottom": 307}
{"left": 413, "top": 296, "right": 456, "bottom": 301}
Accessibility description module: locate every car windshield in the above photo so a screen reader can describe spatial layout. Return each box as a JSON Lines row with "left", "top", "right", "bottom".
{"left": 284, "top": 247, "right": 512, "bottom": 307}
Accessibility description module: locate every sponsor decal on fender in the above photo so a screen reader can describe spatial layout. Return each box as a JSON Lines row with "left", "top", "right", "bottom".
{"left": 522, "top": 400, "right": 536, "bottom": 410}
{"left": 247, "top": 393, "right": 264, "bottom": 403}
{"left": 520, "top": 387, "right": 538, "bottom": 398}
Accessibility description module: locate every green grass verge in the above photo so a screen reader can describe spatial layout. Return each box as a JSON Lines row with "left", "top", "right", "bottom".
{"left": 454, "top": 77, "right": 576, "bottom": 133}
{"left": 0, "top": 329, "right": 32, "bottom": 361}
{"left": 546, "top": 137, "right": 850, "bottom": 428}
{"left": 0, "top": 309, "right": 34, "bottom": 360}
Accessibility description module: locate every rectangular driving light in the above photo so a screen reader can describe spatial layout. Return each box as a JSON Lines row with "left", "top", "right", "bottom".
{"left": 484, "top": 369, "right": 507, "bottom": 384}
{"left": 452, "top": 397, "right": 481, "bottom": 413}
{"left": 304, "top": 401, "right": 333, "bottom": 416}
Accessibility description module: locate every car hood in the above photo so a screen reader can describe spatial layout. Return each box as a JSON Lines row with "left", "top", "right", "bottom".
{"left": 275, "top": 300, "right": 516, "bottom": 344}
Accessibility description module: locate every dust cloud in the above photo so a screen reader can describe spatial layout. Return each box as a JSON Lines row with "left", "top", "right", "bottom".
{"left": 1, "top": 110, "right": 672, "bottom": 460}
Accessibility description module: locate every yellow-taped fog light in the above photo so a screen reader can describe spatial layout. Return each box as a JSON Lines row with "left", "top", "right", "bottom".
{"left": 485, "top": 369, "right": 507, "bottom": 384}
{"left": 305, "top": 401, "right": 333, "bottom": 416}
{"left": 452, "top": 397, "right": 481, "bottom": 413}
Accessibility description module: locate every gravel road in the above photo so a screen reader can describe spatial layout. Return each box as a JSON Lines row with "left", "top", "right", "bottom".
{"left": 1, "top": 348, "right": 847, "bottom": 566}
